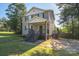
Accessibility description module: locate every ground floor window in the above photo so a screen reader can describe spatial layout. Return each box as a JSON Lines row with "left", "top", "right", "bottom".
{"left": 25, "top": 26, "right": 26, "bottom": 30}
{"left": 31, "top": 25, "right": 33, "bottom": 29}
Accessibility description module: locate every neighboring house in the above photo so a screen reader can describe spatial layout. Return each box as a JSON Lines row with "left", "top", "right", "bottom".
{"left": 22, "top": 7, "right": 56, "bottom": 39}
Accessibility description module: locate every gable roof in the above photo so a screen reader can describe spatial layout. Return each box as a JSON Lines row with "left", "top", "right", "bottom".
{"left": 27, "top": 7, "right": 44, "bottom": 13}
{"left": 26, "top": 7, "right": 54, "bottom": 16}
{"left": 26, "top": 7, "right": 45, "bottom": 16}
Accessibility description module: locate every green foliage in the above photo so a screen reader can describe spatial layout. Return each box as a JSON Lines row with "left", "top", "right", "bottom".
{"left": 0, "top": 17, "right": 10, "bottom": 31}
{"left": 6, "top": 3, "right": 26, "bottom": 34}
{"left": 57, "top": 3, "right": 79, "bottom": 39}
{"left": 38, "top": 35, "right": 45, "bottom": 40}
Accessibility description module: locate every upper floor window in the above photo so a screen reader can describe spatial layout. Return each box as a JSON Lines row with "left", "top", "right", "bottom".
{"left": 34, "top": 14, "right": 39, "bottom": 17}
{"left": 39, "top": 13, "right": 43, "bottom": 18}
{"left": 28, "top": 13, "right": 45, "bottom": 20}
{"left": 43, "top": 13, "right": 48, "bottom": 19}
{"left": 31, "top": 14, "right": 39, "bottom": 18}
{"left": 37, "top": 14, "right": 39, "bottom": 17}
{"left": 42, "top": 13, "right": 44, "bottom": 18}
{"left": 38, "top": 13, "right": 45, "bottom": 18}
{"left": 28, "top": 16, "right": 31, "bottom": 20}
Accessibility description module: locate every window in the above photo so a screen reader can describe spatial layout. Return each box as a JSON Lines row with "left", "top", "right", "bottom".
{"left": 43, "top": 13, "right": 48, "bottom": 19}
{"left": 34, "top": 14, "right": 39, "bottom": 17}
{"left": 39, "top": 13, "right": 44, "bottom": 18}
{"left": 39, "top": 13, "right": 43, "bottom": 18}
{"left": 42, "top": 13, "right": 44, "bottom": 18}
{"left": 25, "top": 16, "right": 28, "bottom": 21}
{"left": 28, "top": 16, "right": 31, "bottom": 20}
{"left": 37, "top": 14, "right": 39, "bottom": 17}
{"left": 25, "top": 26, "right": 26, "bottom": 30}
{"left": 31, "top": 14, "right": 39, "bottom": 18}
{"left": 39, "top": 25, "right": 43, "bottom": 34}
{"left": 31, "top": 15, "right": 33, "bottom": 18}
{"left": 31, "top": 26, "right": 33, "bottom": 29}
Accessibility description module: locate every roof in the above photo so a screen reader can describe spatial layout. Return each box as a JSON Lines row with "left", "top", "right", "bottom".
{"left": 26, "top": 7, "right": 54, "bottom": 16}
{"left": 27, "top": 7, "right": 44, "bottom": 14}
{"left": 27, "top": 7, "right": 53, "bottom": 12}
{"left": 29, "top": 16, "right": 47, "bottom": 24}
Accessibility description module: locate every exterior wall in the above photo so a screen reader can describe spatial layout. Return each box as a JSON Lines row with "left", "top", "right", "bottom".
{"left": 22, "top": 7, "right": 56, "bottom": 36}
{"left": 22, "top": 17, "right": 29, "bottom": 35}
{"left": 48, "top": 11, "right": 55, "bottom": 36}
{"left": 43, "top": 12, "right": 49, "bottom": 19}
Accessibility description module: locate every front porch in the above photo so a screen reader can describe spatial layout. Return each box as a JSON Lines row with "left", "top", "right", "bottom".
{"left": 26, "top": 16, "right": 49, "bottom": 41}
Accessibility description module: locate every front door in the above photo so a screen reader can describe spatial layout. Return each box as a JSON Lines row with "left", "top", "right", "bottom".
{"left": 39, "top": 25, "right": 43, "bottom": 34}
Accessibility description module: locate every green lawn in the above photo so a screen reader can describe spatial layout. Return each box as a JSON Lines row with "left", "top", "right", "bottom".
{"left": 0, "top": 32, "right": 36, "bottom": 56}
{"left": 0, "top": 31, "right": 15, "bottom": 35}
{"left": 0, "top": 32, "right": 79, "bottom": 56}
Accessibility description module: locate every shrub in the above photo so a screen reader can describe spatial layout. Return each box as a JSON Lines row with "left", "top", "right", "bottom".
{"left": 59, "top": 32, "right": 79, "bottom": 39}
{"left": 38, "top": 34, "right": 45, "bottom": 40}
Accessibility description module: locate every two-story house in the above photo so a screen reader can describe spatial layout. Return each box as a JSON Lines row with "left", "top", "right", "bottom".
{"left": 22, "top": 7, "right": 56, "bottom": 39}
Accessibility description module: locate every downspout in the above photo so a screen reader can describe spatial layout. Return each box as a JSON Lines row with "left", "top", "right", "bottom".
{"left": 45, "top": 21, "right": 47, "bottom": 40}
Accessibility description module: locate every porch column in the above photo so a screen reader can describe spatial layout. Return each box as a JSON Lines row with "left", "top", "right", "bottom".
{"left": 46, "top": 21, "right": 47, "bottom": 40}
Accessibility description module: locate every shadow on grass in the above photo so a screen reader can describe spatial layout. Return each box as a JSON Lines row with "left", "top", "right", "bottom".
{"left": 0, "top": 34, "right": 53, "bottom": 56}
{"left": 0, "top": 34, "right": 36, "bottom": 56}
{"left": 0, "top": 42, "right": 37, "bottom": 56}
{"left": 0, "top": 34, "right": 46, "bottom": 56}
{"left": 0, "top": 34, "right": 79, "bottom": 56}
{"left": 19, "top": 39, "right": 79, "bottom": 56}
{"left": 17, "top": 40, "right": 53, "bottom": 56}
{"left": 0, "top": 34, "right": 23, "bottom": 43}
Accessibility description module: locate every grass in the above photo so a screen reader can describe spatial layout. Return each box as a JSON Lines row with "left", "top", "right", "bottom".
{"left": 0, "top": 32, "right": 36, "bottom": 56}
{"left": 0, "top": 31, "right": 15, "bottom": 35}
{"left": 0, "top": 35, "right": 23, "bottom": 42}
{"left": 0, "top": 42, "right": 36, "bottom": 56}
{"left": 0, "top": 31, "right": 79, "bottom": 56}
{"left": 19, "top": 40, "right": 53, "bottom": 56}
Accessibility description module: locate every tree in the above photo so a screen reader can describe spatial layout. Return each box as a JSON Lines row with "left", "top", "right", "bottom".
{"left": 57, "top": 3, "right": 79, "bottom": 39}
{"left": 0, "top": 17, "right": 9, "bottom": 31}
{"left": 6, "top": 3, "right": 26, "bottom": 34}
